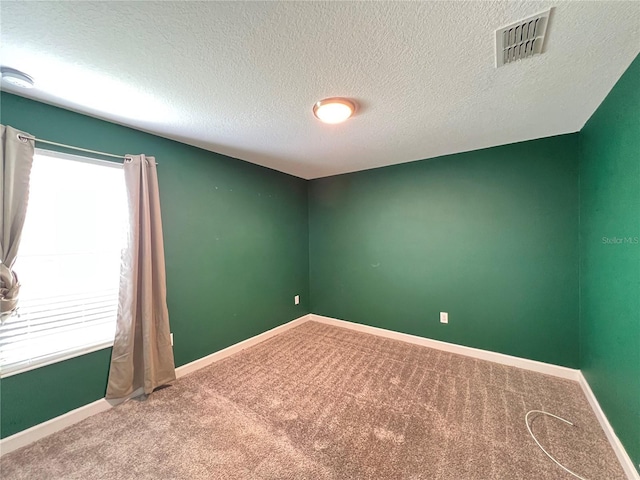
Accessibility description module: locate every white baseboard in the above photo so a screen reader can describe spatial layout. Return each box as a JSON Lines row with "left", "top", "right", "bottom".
{"left": 3, "top": 311, "right": 636, "bottom": 479}
{"left": 578, "top": 372, "right": 639, "bottom": 480}
{"left": 175, "top": 314, "right": 311, "bottom": 378}
{"left": 309, "top": 314, "right": 580, "bottom": 381}
{"left": 0, "top": 314, "right": 312, "bottom": 458}
{"left": 311, "top": 314, "right": 638, "bottom": 478}
{"left": 0, "top": 398, "right": 111, "bottom": 457}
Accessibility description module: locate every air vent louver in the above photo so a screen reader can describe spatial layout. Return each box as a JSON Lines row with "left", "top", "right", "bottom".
{"left": 496, "top": 9, "right": 551, "bottom": 67}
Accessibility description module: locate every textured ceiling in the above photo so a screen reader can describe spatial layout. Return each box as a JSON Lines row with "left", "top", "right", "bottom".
{"left": 1, "top": 1, "right": 638, "bottom": 179}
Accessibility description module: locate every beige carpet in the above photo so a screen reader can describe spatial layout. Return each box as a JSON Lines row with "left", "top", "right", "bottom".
{"left": 0, "top": 321, "right": 626, "bottom": 479}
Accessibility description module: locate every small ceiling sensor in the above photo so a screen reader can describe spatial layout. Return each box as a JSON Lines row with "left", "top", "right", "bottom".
{"left": 313, "top": 97, "right": 356, "bottom": 124}
{"left": 1, "top": 67, "right": 35, "bottom": 89}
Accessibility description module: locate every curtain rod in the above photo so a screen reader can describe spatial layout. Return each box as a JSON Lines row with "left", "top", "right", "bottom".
{"left": 17, "top": 134, "right": 128, "bottom": 161}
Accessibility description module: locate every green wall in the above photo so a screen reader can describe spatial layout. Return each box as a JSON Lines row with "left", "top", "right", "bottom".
{"left": 579, "top": 55, "right": 640, "bottom": 470}
{"left": 1, "top": 57, "right": 638, "bottom": 470}
{"left": 309, "top": 135, "right": 580, "bottom": 367}
{"left": 0, "top": 93, "right": 310, "bottom": 438}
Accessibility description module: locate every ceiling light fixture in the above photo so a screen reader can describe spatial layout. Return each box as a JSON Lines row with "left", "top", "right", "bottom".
{"left": 313, "top": 97, "right": 356, "bottom": 124}
{"left": 1, "top": 67, "right": 35, "bottom": 89}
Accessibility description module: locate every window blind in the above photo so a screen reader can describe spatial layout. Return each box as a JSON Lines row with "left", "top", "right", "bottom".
{"left": 0, "top": 289, "right": 118, "bottom": 375}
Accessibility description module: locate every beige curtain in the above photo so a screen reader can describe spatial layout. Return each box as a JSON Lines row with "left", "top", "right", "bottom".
{"left": 106, "top": 155, "right": 175, "bottom": 399}
{"left": 0, "top": 125, "right": 35, "bottom": 316}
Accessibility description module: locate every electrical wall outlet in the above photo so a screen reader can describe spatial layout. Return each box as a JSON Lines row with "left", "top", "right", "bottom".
{"left": 170, "top": 333, "right": 174, "bottom": 346}
{"left": 294, "top": 295, "right": 300, "bottom": 305}
{"left": 440, "top": 312, "right": 448, "bottom": 324}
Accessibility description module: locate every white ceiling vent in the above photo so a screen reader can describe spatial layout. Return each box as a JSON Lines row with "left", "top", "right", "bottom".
{"left": 496, "top": 9, "right": 551, "bottom": 67}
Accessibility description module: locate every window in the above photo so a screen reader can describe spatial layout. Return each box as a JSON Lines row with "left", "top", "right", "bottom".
{"left": 0, "top": 149, "right": 128, "bottom": 377}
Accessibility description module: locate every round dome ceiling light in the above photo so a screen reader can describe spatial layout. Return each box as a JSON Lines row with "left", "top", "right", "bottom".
{"left": 1, "top": 67, "right": 35, "bottom": 89}
{"left": 313, "top": 97, "right": 356, "bottom": 124}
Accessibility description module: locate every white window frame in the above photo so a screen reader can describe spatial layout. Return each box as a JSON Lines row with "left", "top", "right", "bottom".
{"left": 0, "top": 149, "right": 126, "bottom": 378}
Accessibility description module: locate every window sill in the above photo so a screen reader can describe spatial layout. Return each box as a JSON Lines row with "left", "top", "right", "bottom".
{"left": 0, "top": 340, "right": 114, "bottom": 379}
